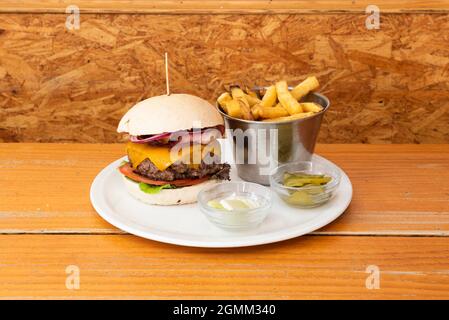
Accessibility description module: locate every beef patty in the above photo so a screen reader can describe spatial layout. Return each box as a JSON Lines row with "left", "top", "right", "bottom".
{"left": 133, "top": 158, "right": 231, "bottom": 182}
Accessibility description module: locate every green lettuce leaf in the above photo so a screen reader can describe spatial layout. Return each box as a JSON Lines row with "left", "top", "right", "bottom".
{"left": 119, "top": 160, "right": 129, "bottom": 167}
{"left": 138, "top": 183, "right": 174, "bottom": 194}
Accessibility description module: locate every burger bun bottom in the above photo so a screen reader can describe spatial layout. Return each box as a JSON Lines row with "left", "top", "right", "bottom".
{"left": 122, "top": 176, "right": 219, "bottom": 205}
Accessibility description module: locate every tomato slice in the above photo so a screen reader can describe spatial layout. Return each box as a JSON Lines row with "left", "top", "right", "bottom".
{"left": 119, "top": 163, "right": 209, "bottom": 187}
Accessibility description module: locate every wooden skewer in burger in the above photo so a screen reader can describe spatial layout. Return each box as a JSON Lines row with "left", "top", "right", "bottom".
{"left": 117, "top": 53, "right": 230, "bottom": 205}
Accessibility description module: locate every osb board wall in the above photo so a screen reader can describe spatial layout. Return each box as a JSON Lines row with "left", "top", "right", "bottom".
{"left": 0, "top": 13, "right": 448, "bottom": 144}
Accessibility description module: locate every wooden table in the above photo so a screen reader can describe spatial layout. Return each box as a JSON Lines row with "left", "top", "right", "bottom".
{"left": 1, "top": 143, "right": 448, "bottom": 299}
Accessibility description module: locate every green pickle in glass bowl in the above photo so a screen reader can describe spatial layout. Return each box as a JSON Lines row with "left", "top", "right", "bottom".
{"left": 270, "top": 161, "right": 341, "bottom": 208}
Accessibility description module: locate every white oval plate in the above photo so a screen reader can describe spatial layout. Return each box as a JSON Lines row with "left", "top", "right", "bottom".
{"left": 90, "top": 155, "right": 352, "bottom": 248}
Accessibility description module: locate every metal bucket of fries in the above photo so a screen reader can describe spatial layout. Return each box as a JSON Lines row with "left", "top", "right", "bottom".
{"left": 216, "top": 78, "right": 329, "bottom": 185}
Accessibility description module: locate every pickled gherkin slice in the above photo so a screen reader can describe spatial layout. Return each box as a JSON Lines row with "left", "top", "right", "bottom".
{"left": 280, "top": 171, "right": 333, "bottom": 207}
{"left": 285, "top": 188, "right": 331, "bottom": 206}
{"left": 283, "top": 172, "right": 331, "bottom": 187}
{"left": 285, "top": 190, "right": 314, "bottom": 206}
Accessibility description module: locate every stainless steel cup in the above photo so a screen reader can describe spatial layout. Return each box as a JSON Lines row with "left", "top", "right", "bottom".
{"left": 217, "top": 92, "right": 330, "bottom": 185}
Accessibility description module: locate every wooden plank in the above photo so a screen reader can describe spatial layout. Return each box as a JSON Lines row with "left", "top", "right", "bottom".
{"left": 0, "top": 144, "right": 448, "bottom": 235}
{"left": 1, "top": 14, "right": 448, "bottom": 144}
{"left": 0, "top": 234, "right": 448, "bottom": 299}
{"left": 1, "top": 1, "right": 449, "bottom": 14}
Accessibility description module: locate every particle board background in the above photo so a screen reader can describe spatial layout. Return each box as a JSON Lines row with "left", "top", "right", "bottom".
{"left": 0, "top": 4, "right": 448, "bottom": 143}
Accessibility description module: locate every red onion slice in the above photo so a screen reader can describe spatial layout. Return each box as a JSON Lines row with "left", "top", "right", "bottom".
{"left": 129, "top": 125, "right": 224, "bottom": 144}
{"left": 129, "top": 132, "right": 171, "bottom": 144}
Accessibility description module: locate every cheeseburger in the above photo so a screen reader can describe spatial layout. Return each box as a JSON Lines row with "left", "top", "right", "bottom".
{"left": 117, "top": 94, "right": 230, "bottom": 205}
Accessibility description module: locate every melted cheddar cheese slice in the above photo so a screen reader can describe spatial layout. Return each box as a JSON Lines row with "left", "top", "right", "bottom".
{"left": 126, "top": 142, "right": 219, "bottom": 171}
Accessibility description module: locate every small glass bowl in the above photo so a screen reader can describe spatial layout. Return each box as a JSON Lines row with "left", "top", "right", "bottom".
{"left": 269, "top": 160, "right": 341, "bottom": 208}
{"left": 198, "top": 182, "right": 272, "bottom": 230}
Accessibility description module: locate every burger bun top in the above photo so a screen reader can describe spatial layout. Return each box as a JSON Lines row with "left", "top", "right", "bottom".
{"left": 117, "top": 94, "right": 223, "bottom": 136}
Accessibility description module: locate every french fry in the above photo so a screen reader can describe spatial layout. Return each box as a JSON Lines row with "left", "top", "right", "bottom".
{"left": 260, "top": 85, "right": 277, "bottom": 108}
{"left": 273, "top": 99, "right": 323, "bottom": 113}
{"left": 251, "top": 104, "right": 261, "bottom": 120}
{"left": 262, "top": 112, "right": 314, "bottom": 122}
{"left": 231, "top": 87, "right": 246, "bottom": 99}
{"left": 245, "top": 87, "right": 259, "bottom": 98}
{"left": 257, "top": 106, "right": 289, "bottom": 119}
{"left": 300, "top": 102, "right": 323, "bottom": 113}
{"left": 245, "top": 94, "right": 261, "bottom": 107}
{"left": 236, "top": 97, "right": 254, "bottom": 120}
{"left": 224, "top": 99, "right": 243, "bottom": 118}
{"left": 231, "top": 86, "right": 260, "bottom": 107}
{"left": 275, "top": 81, "right": 303, "bottom": 115}
{"left": 217, "top": 92, "right": 232, "bottom": 111}
{"left": 291, "top": 76, "right": 319, "bottom": 101}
